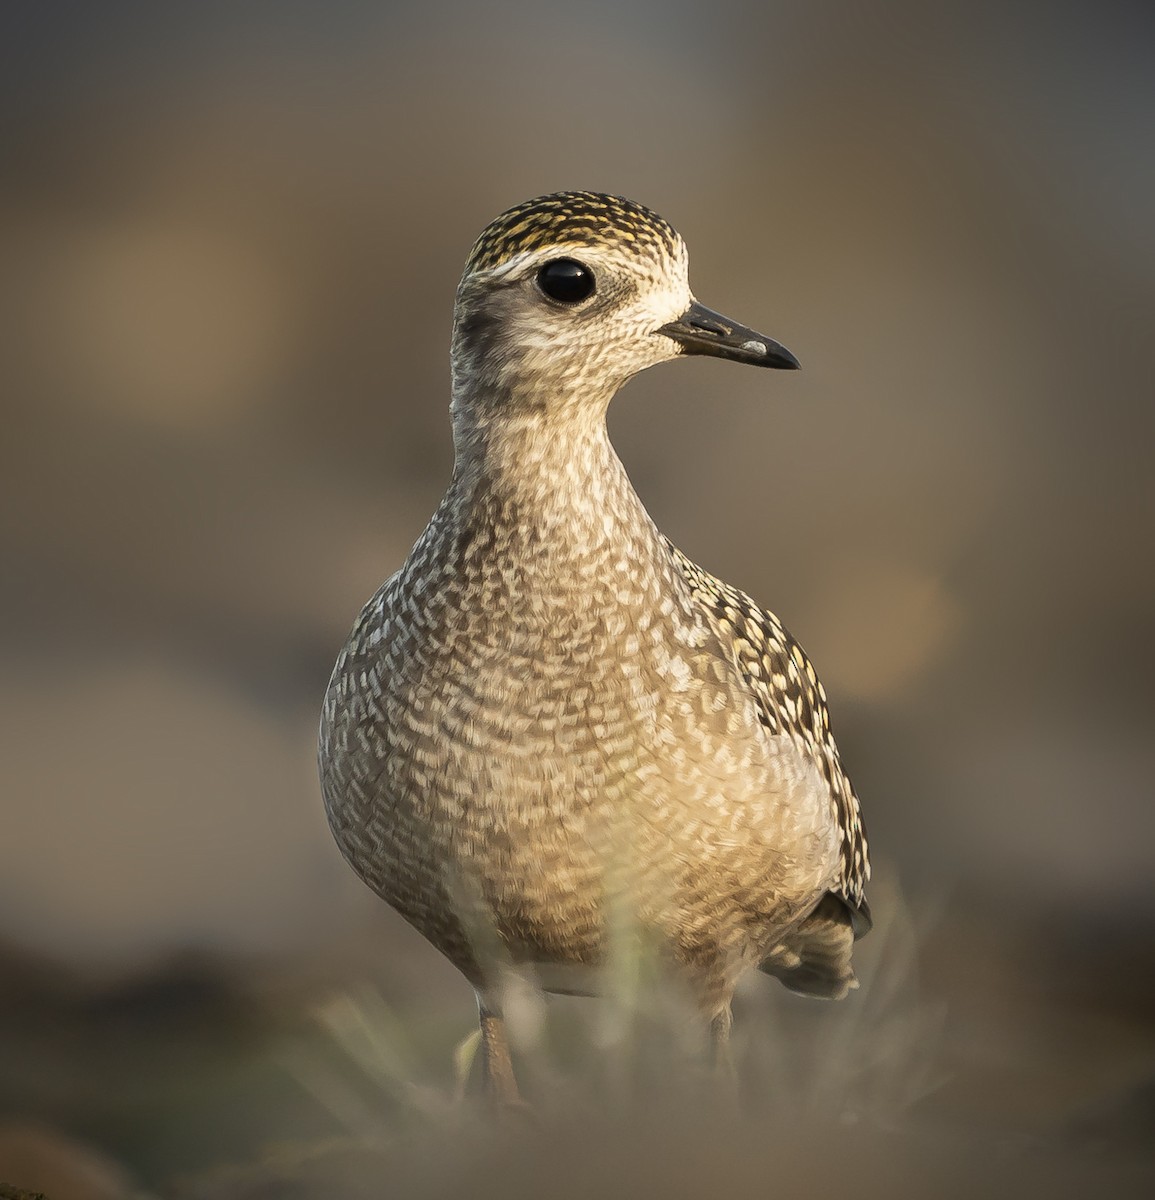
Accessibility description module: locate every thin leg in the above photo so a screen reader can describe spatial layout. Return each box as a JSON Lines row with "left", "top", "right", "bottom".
{"left": 478, "top": 1002, "right": 526, "bottom": 1109}
{"left": 710, "top": 1004, "right": 737, "bottom": 1086}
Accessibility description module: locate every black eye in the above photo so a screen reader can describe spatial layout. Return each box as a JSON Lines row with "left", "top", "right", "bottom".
{"left": 536, "top": 258, "right": 596, "bottom": 304}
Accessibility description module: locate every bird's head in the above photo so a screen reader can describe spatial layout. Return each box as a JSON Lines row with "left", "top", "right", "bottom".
{"left": 450, "top": 191, "right": 798, "bottom": 424}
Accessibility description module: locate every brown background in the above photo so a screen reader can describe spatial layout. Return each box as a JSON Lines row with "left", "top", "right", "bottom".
{"left": 1, "top": 1, "right": 1153, "bottom": 1194}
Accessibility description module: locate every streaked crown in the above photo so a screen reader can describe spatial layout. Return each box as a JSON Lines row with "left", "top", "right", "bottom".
{"left": 464, "top": 191, "right": 681, "bottom": 275}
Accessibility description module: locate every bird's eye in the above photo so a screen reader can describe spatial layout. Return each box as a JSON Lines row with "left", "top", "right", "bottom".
{"left": 536, "top": 259, "right": 596, "bottom": 304}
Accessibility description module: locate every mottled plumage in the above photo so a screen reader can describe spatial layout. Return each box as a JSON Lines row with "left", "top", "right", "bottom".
{"left": 320, "top": 192, "right": 870, "bottom": 1101}
{"left": 464, "top": 191, "right": 681, "bottom": 275}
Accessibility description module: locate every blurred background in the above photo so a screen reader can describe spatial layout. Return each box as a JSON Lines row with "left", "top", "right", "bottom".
{"left": 2, "top": 0, "right": 1153, "bottom": 1195}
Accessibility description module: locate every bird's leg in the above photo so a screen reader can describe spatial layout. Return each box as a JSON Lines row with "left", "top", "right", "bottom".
{"left": 477, "top": 1001, "right": 526, "bottom": 1109}
{"left": 710, "top": 1004, "right": 737, "bottom": 1087}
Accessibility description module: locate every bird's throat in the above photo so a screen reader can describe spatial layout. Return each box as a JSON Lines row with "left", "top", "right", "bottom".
{"left": 445, "top": 406, "right": 663, "bottom": 583}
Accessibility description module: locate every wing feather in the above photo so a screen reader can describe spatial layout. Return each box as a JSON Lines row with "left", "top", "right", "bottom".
{"left": 667, "top": 541, "right": 871, "bottom": 933}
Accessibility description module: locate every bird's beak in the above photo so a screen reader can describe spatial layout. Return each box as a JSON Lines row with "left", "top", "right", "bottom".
{"left": 657, "top": 301, "right": 800, "bottom": 369}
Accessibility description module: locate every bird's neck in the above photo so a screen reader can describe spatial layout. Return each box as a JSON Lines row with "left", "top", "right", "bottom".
{"left": 446, "top": 396, "right": 653, "bottom": 552}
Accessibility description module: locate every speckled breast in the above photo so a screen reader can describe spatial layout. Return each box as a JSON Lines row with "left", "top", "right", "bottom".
{"left": 320, "top": 507, "right": 839, "bottom": 990}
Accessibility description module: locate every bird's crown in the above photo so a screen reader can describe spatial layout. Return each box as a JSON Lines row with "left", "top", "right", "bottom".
{"left": 464, "top": 191, "right": 681, "bottom": 275}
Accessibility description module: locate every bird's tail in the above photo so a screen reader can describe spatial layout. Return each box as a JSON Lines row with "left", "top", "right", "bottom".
{"left": 759, "top": 892, "right": 859, "bottom": 1000}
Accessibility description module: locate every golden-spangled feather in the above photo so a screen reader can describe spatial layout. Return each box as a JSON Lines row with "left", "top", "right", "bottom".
{"left": 666, "top": 540, "right": 872, "bottom": 934}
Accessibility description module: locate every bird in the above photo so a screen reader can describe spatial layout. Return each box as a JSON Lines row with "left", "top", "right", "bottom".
{"left": 319, "top": 191, "right": 870, "bottom": 1106}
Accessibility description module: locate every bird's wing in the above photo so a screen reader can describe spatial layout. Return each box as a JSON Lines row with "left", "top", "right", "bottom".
{"left": 666, "top": 541, "right": 871, "bottom": 935}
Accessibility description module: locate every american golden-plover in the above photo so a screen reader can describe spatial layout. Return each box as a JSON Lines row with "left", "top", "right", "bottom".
{"left": 320, "top": 191, "right": 870, "bottom": 1105}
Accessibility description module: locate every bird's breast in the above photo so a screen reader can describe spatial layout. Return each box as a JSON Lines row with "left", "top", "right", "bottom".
{"left": 320, "top": 503, "right": 840, "bottom": 972}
